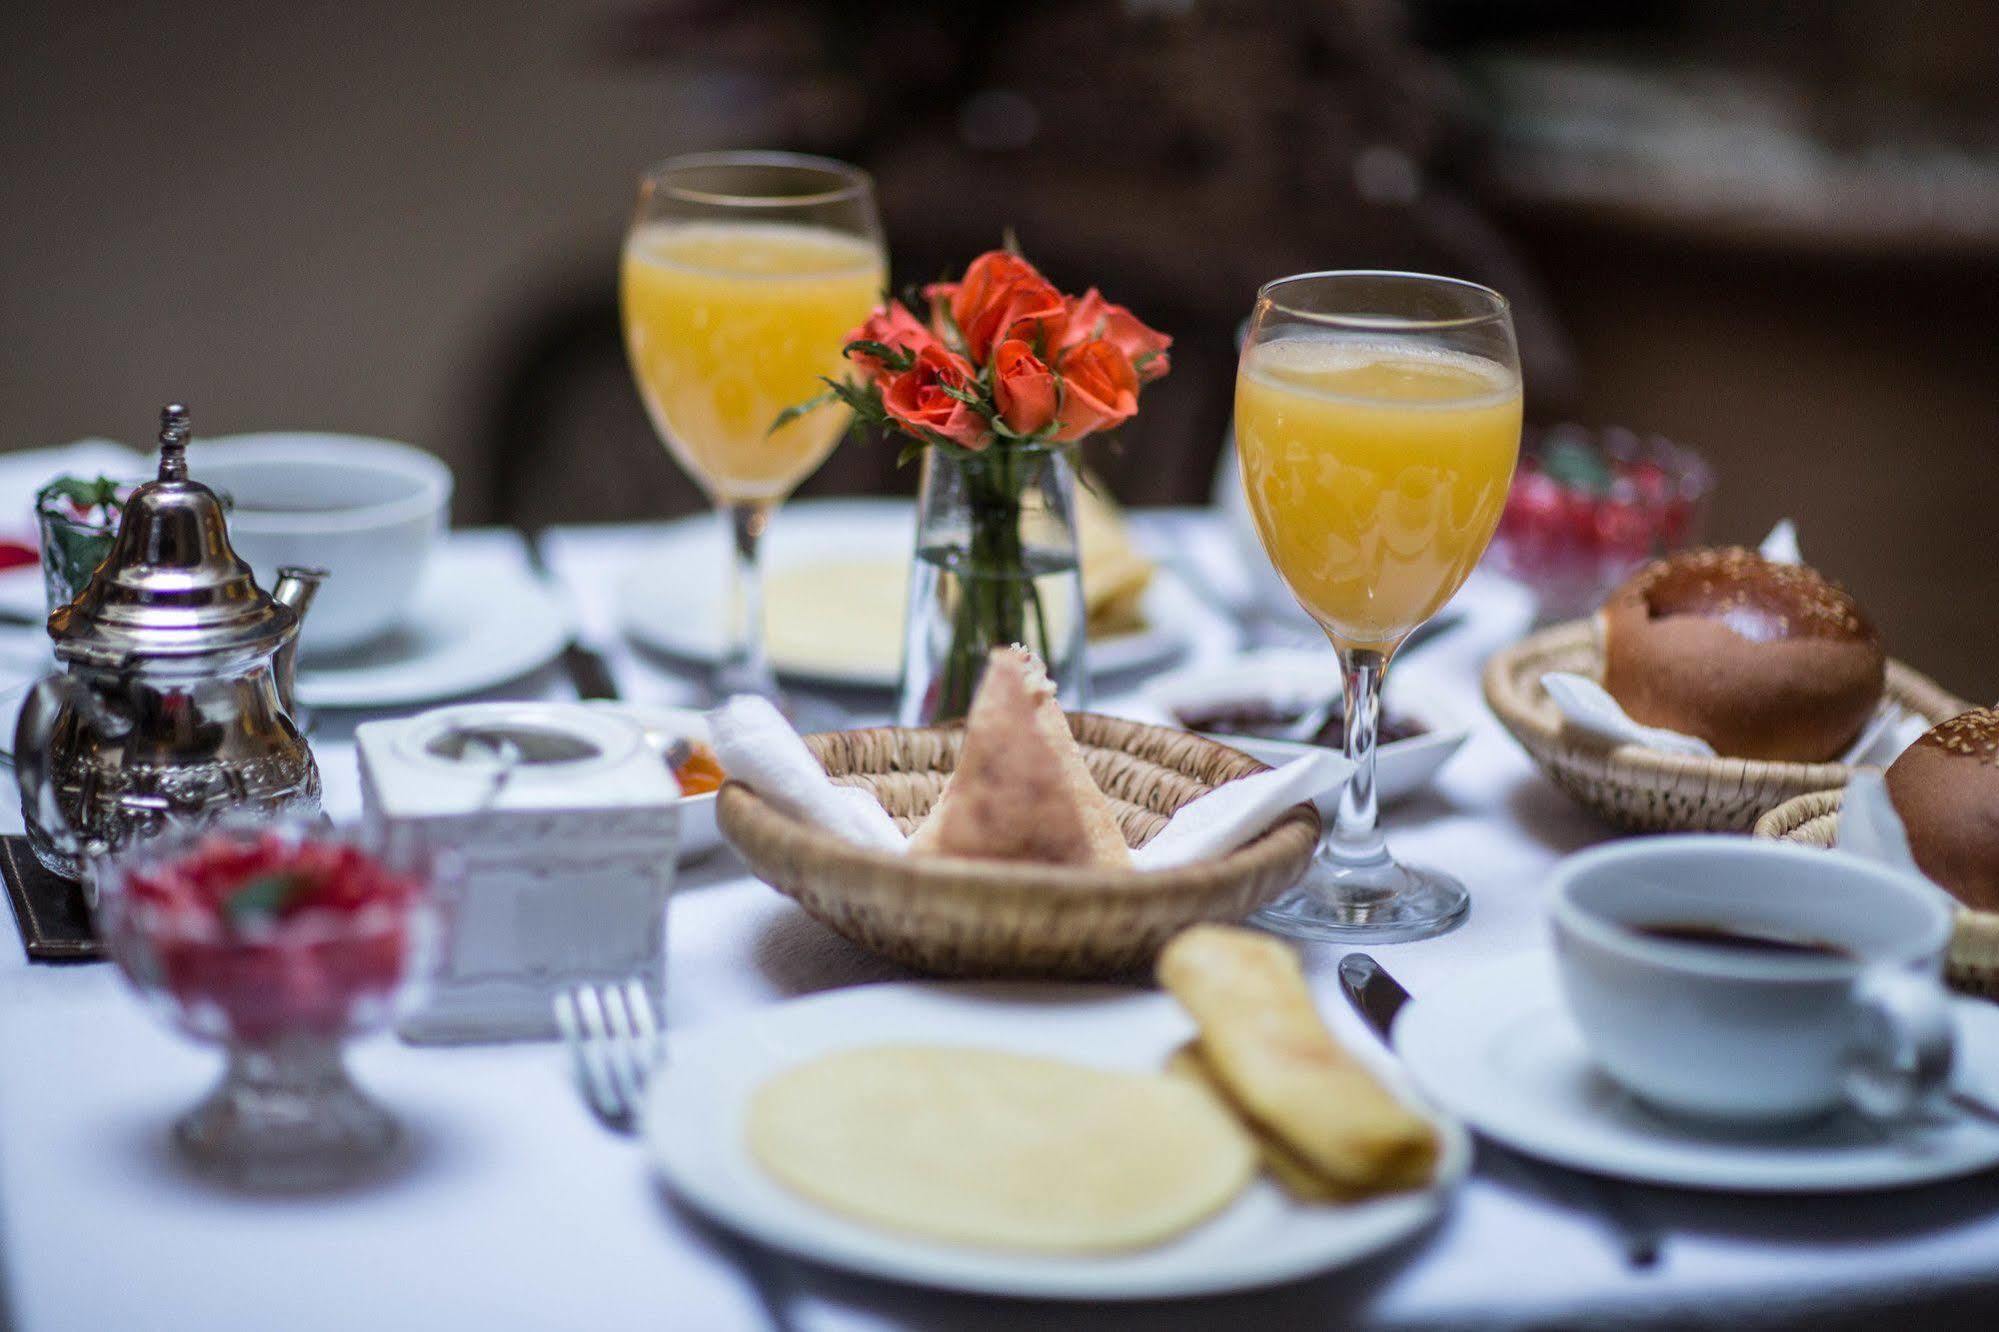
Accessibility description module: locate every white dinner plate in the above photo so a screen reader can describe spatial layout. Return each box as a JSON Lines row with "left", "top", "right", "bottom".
{"left": 616, "top": 499, "right": 1196, "bottom": 689}
{"left": 1396, "top": 953, "right": 1999, "bottom": 1193}
{"left": 644, "top": 980, "right": 1470, "bottom": 1300}
{"left": 1134, "top": 649, "right": 1472, "bottom": 807}
{"left": 295, "top": 536, "right": 571, "bottom": 709}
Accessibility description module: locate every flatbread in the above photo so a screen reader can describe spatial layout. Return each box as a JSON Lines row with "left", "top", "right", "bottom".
{"left": 907, "top": 646, "right": 1131, "bottom": 867}
{"left": 1157, "top": 925, "right": 1439, "bottom": 1195}
{"left": 746, "top": 1044, "right": 1256, "bottom": 1252}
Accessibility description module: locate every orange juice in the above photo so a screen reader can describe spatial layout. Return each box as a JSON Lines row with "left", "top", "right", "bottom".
{"left": 621, "top": 221, "right": 884, "bottom": 501}
{"left": 1235, "top": 338, "right": 1520, "bottom": 652}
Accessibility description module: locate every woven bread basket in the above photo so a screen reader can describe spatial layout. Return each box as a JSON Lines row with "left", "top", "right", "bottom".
{"left": 715, "top": 713, "right": 1320, "bottom": 979}
{"left": 1484, "top": 618, "right": 1971, "bottom": 833}
{"left": 1754, "top": 790, "right": 1998, "bottom": 1000}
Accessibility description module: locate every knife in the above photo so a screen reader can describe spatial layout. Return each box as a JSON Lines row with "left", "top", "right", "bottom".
{"left": 1337, "top": 952, "right": 1664, "bottom": 1270}
{"left": 522, "top": 529, "right": 622, "bottom": 702}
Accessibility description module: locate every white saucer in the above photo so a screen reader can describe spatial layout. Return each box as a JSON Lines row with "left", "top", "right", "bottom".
{"left": 644, "top": 981, "right": 1469, "bottom": 1301}
{"left": 1395, "top": 952, "right": 1999, "bottom": 1193}
{"left": 616, "top": 499, "right": 1196, "bottom": 689}
{"left": 296, "top": 534, "right": 571, "bottom": 709}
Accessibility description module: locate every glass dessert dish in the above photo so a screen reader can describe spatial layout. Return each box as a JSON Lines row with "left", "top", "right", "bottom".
{"left": 97, "top": 819, "right": 440, "bottom": 1190}
{"left": 1484, "top": 425, "right": 1713, "bottom": 624}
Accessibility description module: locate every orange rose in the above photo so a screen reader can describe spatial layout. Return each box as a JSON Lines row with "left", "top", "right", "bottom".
{"left": 844, "top": 300, "right": 938, "bottom": 387}
{"left": 925, "top": 250, "right": 1068, "bottom": 364}
{"left": 881, "top": 344, "right": 992, "bottom": 450}
{"left": 1059, "top": 289, "right": 1172, "bottom": 382}
{"left": 991, "top": 339, "right": 1058, "bottom": 436}
{"left": 1053, "top": 338, "right": 1139, "bottom": 442}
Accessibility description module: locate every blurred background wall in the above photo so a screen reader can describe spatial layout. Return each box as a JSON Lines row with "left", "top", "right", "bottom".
{"left": 4, "top": 1, "right": 1996, "bottom": 694}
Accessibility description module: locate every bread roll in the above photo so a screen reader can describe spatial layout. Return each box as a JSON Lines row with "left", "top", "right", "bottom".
{"left": 1600, "top": 547, "right": 1885, "bottom": 761}
{"left": 907, "top": 646, "right": 1131, "bottom": 867}
{"left": 1884, "top": 708, "right": 1999, "bottom": 912}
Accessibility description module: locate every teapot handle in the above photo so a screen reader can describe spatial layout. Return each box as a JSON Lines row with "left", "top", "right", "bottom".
{"left": 14, "top": 673, "right": 133, "bottom": 859}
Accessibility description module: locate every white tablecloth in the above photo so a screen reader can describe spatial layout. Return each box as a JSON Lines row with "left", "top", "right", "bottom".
{"left": 1, "top": 513, "right": 1995, "bottom": 1332}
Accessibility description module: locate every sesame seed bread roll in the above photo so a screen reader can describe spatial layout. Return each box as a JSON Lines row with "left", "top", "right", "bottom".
{"left": 1600, "top": 547, "right": 1885, "bottom": 762}
{"left": 1884, "top": 708, "right": 1999, "bottom": 913}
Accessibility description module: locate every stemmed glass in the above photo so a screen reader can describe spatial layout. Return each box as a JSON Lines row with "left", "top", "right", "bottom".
{"left": 620, "top": 151, "right": 886, "bottom": 708}
{"left": 1235, "top": 272, "right": 1521, "bottom": 941}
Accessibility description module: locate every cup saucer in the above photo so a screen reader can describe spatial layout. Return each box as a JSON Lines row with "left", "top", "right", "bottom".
{"left": 1393, "top": 952, "right": 1999, "bottom": 1192}
{"left": 294, "top": 533, "right": 570, "bottom": 709}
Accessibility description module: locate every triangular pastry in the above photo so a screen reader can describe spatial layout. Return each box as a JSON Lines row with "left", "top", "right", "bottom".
{"left": 908, "top": 646, "right": 1132, "bottom": 868}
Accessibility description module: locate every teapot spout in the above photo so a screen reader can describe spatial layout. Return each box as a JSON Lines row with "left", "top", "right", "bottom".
{"left": 271, "top": 566, "right": 328, "bottom": 716}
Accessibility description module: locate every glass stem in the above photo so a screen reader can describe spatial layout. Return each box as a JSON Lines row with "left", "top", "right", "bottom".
{"left": 716, "top": 499, "right": 778, "bottom": 701}
{"left": 1329, "top": 647, "right": 1389, "bottom": 867}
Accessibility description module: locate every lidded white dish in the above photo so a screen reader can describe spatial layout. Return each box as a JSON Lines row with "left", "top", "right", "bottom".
{"left": 357, "top": 702, "right": 680, "bottom": 1043}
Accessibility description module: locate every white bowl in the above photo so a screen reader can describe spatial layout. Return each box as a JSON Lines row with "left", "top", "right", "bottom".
{"left": 1137, "top": 649, "right": 1471, "bottom": 810}
{"left": 194, "top": 434, "right": 453, "bottom": 656}
{"left": 581, "top": 702, "right": 722, "bottom": 862}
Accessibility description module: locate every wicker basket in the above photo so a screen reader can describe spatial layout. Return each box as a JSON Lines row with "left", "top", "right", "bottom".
{"left": 715, "top": 713, "right": 1321, "bottom": 979}
{"left": 1754, "top": 789, "right": 1997, "bottom": 999}
{"left": 1483, "top": 619, "right": 1970, "bottom": 833}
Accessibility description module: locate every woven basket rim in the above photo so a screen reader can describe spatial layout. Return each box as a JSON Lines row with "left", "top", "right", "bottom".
{"left": 1484, "top": 617, "right": 1971, "bottom": 784}
{"left": 715, "top": 712, "right": 1320, "bottom": 902}
{"left": 1753, "top": 789, "right": 1847, "bottom": 840}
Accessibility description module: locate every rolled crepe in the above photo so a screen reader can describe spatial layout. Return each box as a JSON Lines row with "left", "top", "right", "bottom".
{"left": 1157, "top": 925, "right": 1438, "bottom": 1195}
{"left": 1164, "top": 1042, "right": 1352, "bottom": 1203}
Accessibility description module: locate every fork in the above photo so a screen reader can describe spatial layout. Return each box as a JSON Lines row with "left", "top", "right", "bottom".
{"left": 553, "top": 978, "right": 662, "bottom": 1135}
{"left": 554, "top": 981, "right": 799, "bottom": 1330}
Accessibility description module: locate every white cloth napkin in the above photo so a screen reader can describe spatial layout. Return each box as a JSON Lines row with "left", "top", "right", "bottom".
{"left": 1540, "top": 521, "right": 1922, "bottom": 764}
{"left": 1131, "top": 749, "right": 1351, "bottom": 869}
{"left": 706, "top": 696, "right": 906, "bottom": 853}
{"left": 1836, "top": 770, "right": 1923, "bottom": 876}
{"left": 705, "top": 695, "right": 1351, "bottom": 870}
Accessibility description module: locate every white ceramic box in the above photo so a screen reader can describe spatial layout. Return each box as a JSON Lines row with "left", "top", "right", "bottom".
{"left": 356, "top": 703, "right": 681, "bottom": 1043}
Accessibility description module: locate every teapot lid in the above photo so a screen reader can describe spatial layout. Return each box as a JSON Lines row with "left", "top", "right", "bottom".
{"left": 49, "top": 405, "right": 300, "bottom": 664}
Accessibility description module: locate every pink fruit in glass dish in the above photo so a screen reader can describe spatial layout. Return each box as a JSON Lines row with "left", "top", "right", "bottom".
{"left": 1484, "top": 425, "right": 1713, "bottom": 624}
{"left": 121, "top": 829, "right": 422, "bottom": 1045}
{"left": 99, "top": 821, "right": 439, "bottom": 1190}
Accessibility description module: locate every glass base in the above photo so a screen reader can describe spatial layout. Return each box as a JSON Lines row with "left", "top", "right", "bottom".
{"left": 175, "top": 1038, "right": 398, "bottom": 1191}
{"left": 1251, "top": 852, "right": 1469, "bottom": 944}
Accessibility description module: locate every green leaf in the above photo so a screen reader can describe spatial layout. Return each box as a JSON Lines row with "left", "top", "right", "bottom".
{"left": 841, "top": 339, "right": 914, "bottom": 373}
{"left": 1132, "top": 349, "right": 1162, "bottom": 375}
{"left": 894, "top": 440, "right": 928, "bottom": 468}
{"left": 767, "top": 389, "right": 838, "bottom": 437}
{"left": 35, "top": 475, "right": 122, "bottom": 519}
{"left": 935, "top": 380, "right": 993, "bottom": 414}
{"left": 1541, "top": 437, "right": 1611, "bottom": 495}
{"left": 223, "top": 871, "right": 308, "bottom": 929}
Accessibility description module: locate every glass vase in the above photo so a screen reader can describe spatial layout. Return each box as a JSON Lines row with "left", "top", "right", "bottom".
{"left": 897, "top": 444, "right": 1088, "bottom": 725}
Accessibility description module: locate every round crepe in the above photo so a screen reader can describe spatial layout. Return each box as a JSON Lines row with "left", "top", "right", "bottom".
{"left": 746, "top": 1044, "right": 1257, "bottom": 1253}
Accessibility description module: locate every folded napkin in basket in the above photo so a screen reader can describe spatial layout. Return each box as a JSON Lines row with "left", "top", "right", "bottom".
{"left": 1540, "top": 521, "right": 1923, "bottom": 765}
{"left": 707, "top": 696, "right": 1349, "bottom": 871}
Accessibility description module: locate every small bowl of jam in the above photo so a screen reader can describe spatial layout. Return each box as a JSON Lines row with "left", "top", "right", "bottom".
{"left": 1138, "top": 650, "right": 1472, "bottom": 811}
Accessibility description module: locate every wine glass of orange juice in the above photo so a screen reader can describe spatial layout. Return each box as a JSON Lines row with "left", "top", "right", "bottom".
{"left": 620, "top": 152, "right": 886, "bottom": 705}
{"left": 1236, "top": 272, "right": 1521, "bottom": 941}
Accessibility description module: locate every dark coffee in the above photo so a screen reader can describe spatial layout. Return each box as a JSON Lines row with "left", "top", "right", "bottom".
{"left": 1631, "top": 921, "right": 1852, "bottom": 959}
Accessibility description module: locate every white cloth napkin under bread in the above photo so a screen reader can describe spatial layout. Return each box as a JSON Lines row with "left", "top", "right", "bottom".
{"left": 706, "top": 695, "right": 1350, "bottom": 870}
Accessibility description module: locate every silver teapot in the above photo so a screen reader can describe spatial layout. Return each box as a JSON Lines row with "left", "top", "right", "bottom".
{"left": 15, "top": 405, "right": 328, "bottom": 880}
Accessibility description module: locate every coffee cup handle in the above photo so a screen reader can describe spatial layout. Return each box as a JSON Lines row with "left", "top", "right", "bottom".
{"left": 1842, "top": 966, "right": 1956, "bottom": 1121}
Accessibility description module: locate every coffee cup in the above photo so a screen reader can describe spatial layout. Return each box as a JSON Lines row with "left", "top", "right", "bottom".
{"left": 1549, "top": 836, "right": 1956, "bottom": 1124}
{"left": 194, "top": 434, "right": 452, "bottom": 656}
